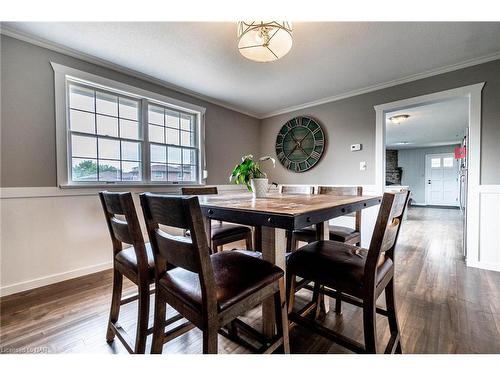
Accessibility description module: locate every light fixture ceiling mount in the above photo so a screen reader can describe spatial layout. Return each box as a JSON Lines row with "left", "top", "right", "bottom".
{"left": 389, "top": 114, "right": 410, "bottom": 124}
{"left": 237, "top": 21, "right": 293, "bottom": 63}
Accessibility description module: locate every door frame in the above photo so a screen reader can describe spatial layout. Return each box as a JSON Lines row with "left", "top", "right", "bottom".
{"left": 374, "top": 82, "right": 485, "bottom": 269}
{"left": 424, "top": 152, "right": 460, "bottom": 207}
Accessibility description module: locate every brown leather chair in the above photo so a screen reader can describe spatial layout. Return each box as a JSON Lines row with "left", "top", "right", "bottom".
{"left": 181, "top": 187, "right": 252, "bottom": 252}
{"left": 291, "top": 186, "right": 363, "bottom": 250}
{"left": 140, "top": 193, "right": 290, "bottom": 354}
{"left": 287, "top": 191, "right": 410, "bottom": 354}
{"left": 99, "top": 191, "right": 193, "bottom": 354}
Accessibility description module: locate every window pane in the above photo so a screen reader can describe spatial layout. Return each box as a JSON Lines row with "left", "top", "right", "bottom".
{"left": 180, "top": 113, "right": 194, "bottom": 131}
{"left": 96, "top": 91, "right": 118, "bottom": 116}
{"left": 182, "top": 149, "right": 195, "bottom": 165}
{"left": 98, "top": 160, "right": 121, "bottom": 181}
{"left": 119, "top": 97, "right": 139, "bottom": 120}
{"left": 167, "top": 146, "right": 181, "bottom": 164}
{"left": 149, "top": 124, "right": 164, "bottom": 144}
{"left": 151, "top": 163, "right": 167, "bottom": 181}
{"left": 98, "top": 138, "right": 120, "bottom": 160}
{"left": 72, "top": 158, "right": 98, "bottom": 181}
{"left": 122, "top": 161, "right": 141, "bottom": 181}
{"left": 166, "top": 128, "right": 180, "bottom": 145}
{"left": 148, "top": 105, "right": 164, "bottom": 125}
{"left": 72, "top": 135, "right": 97, "bottom": 158}
{"left": 182, "top": 165, "right": 197, "bottom": 181}
{"left": 150, "top": 144, "right": 166, "bottom": 163}
{"left": 97, "top": 115, "right": 118, "bottom": 137}
{"left": 168, "top": 164, "right": 182, "bottom": 182}
{"left": 443, "top": 157, "right": 454, "bottom": 168}
{"left": 69, "top": 85, "right": 94, "bottom": 112}
{"left": 122, "top": 141, "right": 140, "bottom": 161}
{"left": 166, "top": 110, "right": 180, "bottom": 128}
{"left": 431, "top": 158, "right": 441, "bottom": 168}
{"left": 120, "top": 119, "right": 140, "bottom": 140}
{"left": 181, "top": 131, "right": 194, "bottom": 147}
{"left": 70, "top": 110, "right": 95, "bottom": 134}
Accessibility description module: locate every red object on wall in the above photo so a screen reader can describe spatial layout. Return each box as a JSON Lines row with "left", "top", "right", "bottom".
{"left": 455, "top": 146, "right": 466, "bottom": 159}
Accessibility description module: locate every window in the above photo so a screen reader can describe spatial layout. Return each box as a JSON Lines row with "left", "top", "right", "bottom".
{"left": 431, "top": 158, "right": 441, "bottom": 168}
{"left": 52, "top": 62, "right": 205, "bottom": 187}
{"left": 443, "top": 157, "right": 454, "bottom": 168}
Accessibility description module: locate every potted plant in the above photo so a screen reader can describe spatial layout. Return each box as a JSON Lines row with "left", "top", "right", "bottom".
{"left": 229, "top": 154, "right": 275, "bottom": 198}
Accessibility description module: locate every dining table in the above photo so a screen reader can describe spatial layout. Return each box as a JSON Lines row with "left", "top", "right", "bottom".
{"left": 197, "top": 191, "right": 382, "bottom": 338}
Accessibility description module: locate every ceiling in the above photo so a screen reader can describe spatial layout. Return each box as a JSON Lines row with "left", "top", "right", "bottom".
{"left": 386, "top": 97, "right": 468, "bottom": 149}
{"left": 3, "top": 22, "right": 500, "bottom": 118}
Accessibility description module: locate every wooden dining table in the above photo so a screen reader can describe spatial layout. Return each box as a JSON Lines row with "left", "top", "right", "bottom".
{"left": 197, "top": 191, "right": 382, "bottom": 338}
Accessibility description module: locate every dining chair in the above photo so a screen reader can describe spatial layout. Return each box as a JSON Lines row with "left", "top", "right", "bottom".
{"left": 286, "top": 190, "right": 410, "bottom": 354}
{"left": 278, "top": 185, "right": 315, "bottom": 252}
{"left": 99, "top": 191, "right": 193, "bottom": 354}
{"left": 140, "top": 193, "right": 290, "bottom": 354}
{"left": 291, "top": 186, "right": 363, "bottom": 250}
{"left": 181, "top": 186, "right": 252, "bottom": 252}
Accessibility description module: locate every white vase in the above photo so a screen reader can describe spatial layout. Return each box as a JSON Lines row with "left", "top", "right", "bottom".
{"left": 250, "top": 178, "right": 268, "bottom": 198}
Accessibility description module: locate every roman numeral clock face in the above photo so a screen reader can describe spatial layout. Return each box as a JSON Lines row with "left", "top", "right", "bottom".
{"left": 275, "top": 116, "right": 325, "bottom": 173}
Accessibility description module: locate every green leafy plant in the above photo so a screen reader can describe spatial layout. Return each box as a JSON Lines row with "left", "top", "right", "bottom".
{"left": 229, "top": 154, "right": 275, "bottom": 191}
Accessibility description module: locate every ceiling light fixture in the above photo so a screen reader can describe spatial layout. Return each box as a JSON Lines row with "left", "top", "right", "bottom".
{"left": 389, "top": 114, "right": 410, "bottom": 124}
{"left": 237, "top": 22, "right": 293, "bottom": 63}
{"left": 394, "top": 141, "right": 412, "bottom": 145}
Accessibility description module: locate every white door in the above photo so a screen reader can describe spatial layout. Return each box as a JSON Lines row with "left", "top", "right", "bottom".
{"left": 425, "top": 153, "right": 459, "bottom": 206}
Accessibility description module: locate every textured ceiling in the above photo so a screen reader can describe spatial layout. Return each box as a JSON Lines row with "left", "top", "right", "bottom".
{"left": 386, "top": 97, "right": 468, "bottom": 149}
{"left": 4, "top": 22, "right": 500, "bottom": 118}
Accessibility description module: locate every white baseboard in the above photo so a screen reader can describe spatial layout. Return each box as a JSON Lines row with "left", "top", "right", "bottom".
{"left": 0, "top": 261, "right": 112, "bottom": 297}
{"left": 466, "top": 260, "right": 500, "bottom": 273}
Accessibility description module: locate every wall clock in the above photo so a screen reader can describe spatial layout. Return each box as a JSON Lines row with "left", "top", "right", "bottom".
{"left": 275, "top": 116, "right": 325, "bottom": 173}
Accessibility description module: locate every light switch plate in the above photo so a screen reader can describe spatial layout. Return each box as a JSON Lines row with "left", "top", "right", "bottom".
{"left": 360, "top": 161, "right": 367, "bottom": 171}
{"left": 351, "top": 144, "right": 362, "bottom": 151}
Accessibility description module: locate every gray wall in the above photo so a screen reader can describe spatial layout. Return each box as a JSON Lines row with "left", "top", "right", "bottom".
{"left": 259, "top": 59, "right": 500, "bottom": 185}
{"left": 398, "top": 145, "right": 459, "bottom": 204}
{"left": 0, "top": 35, "right": 260, "bottom": 187}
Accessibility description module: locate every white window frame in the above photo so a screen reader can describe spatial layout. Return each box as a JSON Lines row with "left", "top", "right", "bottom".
{"left": 51, "top": 62, "right": 206, "bottom": 188}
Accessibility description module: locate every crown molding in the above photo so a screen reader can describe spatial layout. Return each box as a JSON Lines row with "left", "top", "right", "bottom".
{"left": 2, "top": 24, "right": 500, "bottom": 121}
{"left": 260, "top": 51, "right": 500, "bottom": 119}
{"left": 0, "top": 25, "right": 261, "bottom": 119}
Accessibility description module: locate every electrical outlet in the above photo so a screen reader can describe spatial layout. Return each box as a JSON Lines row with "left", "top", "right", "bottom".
{"left": 360, "top": 161, "right": 367, "bottom": 171}
{"left": 351, "top": 144, "right": 362, "bottom": 151}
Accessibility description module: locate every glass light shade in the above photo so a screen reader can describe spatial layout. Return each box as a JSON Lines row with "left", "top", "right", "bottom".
{"left": 237, "top": 22, "right": 293, "bottom": 62}
{"left": 389, "top": 114, "right": 410, "bottom": 124}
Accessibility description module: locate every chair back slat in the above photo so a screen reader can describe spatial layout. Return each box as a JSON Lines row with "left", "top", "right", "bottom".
{"left": 279, "top": 185, "right": 314, "bottom": 195}
{"left": 181, "top": 186, "right": 218, "bottom": 195}
{"left": 154, "top": 231, "right": 199, "bottom": 272}
{"left": 143, "top": 194, "right": 190, "bottom": 229}
{"left": 318, "top": 186, "right": 363, "bottom": 225}
{"left": 110, "top": 217, "right": 134, "bottom": 245}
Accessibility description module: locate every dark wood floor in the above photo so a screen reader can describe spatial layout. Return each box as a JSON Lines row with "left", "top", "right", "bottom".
{"left": 1, "top": 207, "right": 500, "bottom": 354}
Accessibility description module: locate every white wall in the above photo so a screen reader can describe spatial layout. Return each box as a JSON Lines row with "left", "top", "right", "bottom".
{"left": 397, "top": 144, "right": 459, "bottom": 205}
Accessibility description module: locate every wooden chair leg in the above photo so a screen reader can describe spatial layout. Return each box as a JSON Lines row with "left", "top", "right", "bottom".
{"left": 363, "top": 295, "right": 378, "bottom": 354}
{"left": 286, "top": 272, "right": 296, "bottom": 315}
{"left": 274, "top": 278, "right": 290, "bottom": 354}
{"left": 245, "top": 232, "right": 253, "bottom": 250}
{"left": 385, "top": 279, "right": 403, "bottom": 354}
{"left": 151, "top": 288, "right": 166, "bottom": 354}
{"left": 312, "top": 282, "right": 322, "bottom": 319}
{"left": 335, "top": 291, "right": 343, "bottom": 315}
{"left": 291, "top": 235, "right": 299, "bottom": 252}
{"left": 203, "top": 325, "right": 219, "bottom": 354}
{"left": 286, "top": 231, "right": 293, "bottom": 252}
{"left": 106, "top": 269, "right": 123, "bottom": 342}
{"left": 134, "top": 281, "right": 150, "bottom": 354}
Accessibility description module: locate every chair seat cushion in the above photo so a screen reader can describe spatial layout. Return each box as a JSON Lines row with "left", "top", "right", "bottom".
{"left": 158, "top": 251, "right": 283, "bottom": 312}
{"left": 293, "top": 225, "right": 360, "bottom": 243}
{"left": 115, "top": 243, "right": 155, "bottom": 278}
{"left": 211, "top": 222, "right": 251, "bottom": 240}
{"left": 287, "top": 240, "right": 393, "bottom": 298}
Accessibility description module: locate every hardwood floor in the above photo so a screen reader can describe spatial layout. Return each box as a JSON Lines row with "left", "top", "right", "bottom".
{"left": 1, "top": 206, "right": 500, "bottom": 354}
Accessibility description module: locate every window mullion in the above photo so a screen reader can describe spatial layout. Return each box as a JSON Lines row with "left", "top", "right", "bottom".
{"left": 142, "top": 99, "right": 151, "bottom": 183}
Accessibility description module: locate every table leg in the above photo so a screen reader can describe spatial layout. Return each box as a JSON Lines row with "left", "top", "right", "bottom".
{"left": 316, "top": 221, "right": 331, "bottom": 313}
{"left": 260, "top": 226, "right": 287, "bottom": 338}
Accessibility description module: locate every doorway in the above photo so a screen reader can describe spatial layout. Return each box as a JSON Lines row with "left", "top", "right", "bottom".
{"left": 374, "top": 83, "right": 485, "bottom": 267}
